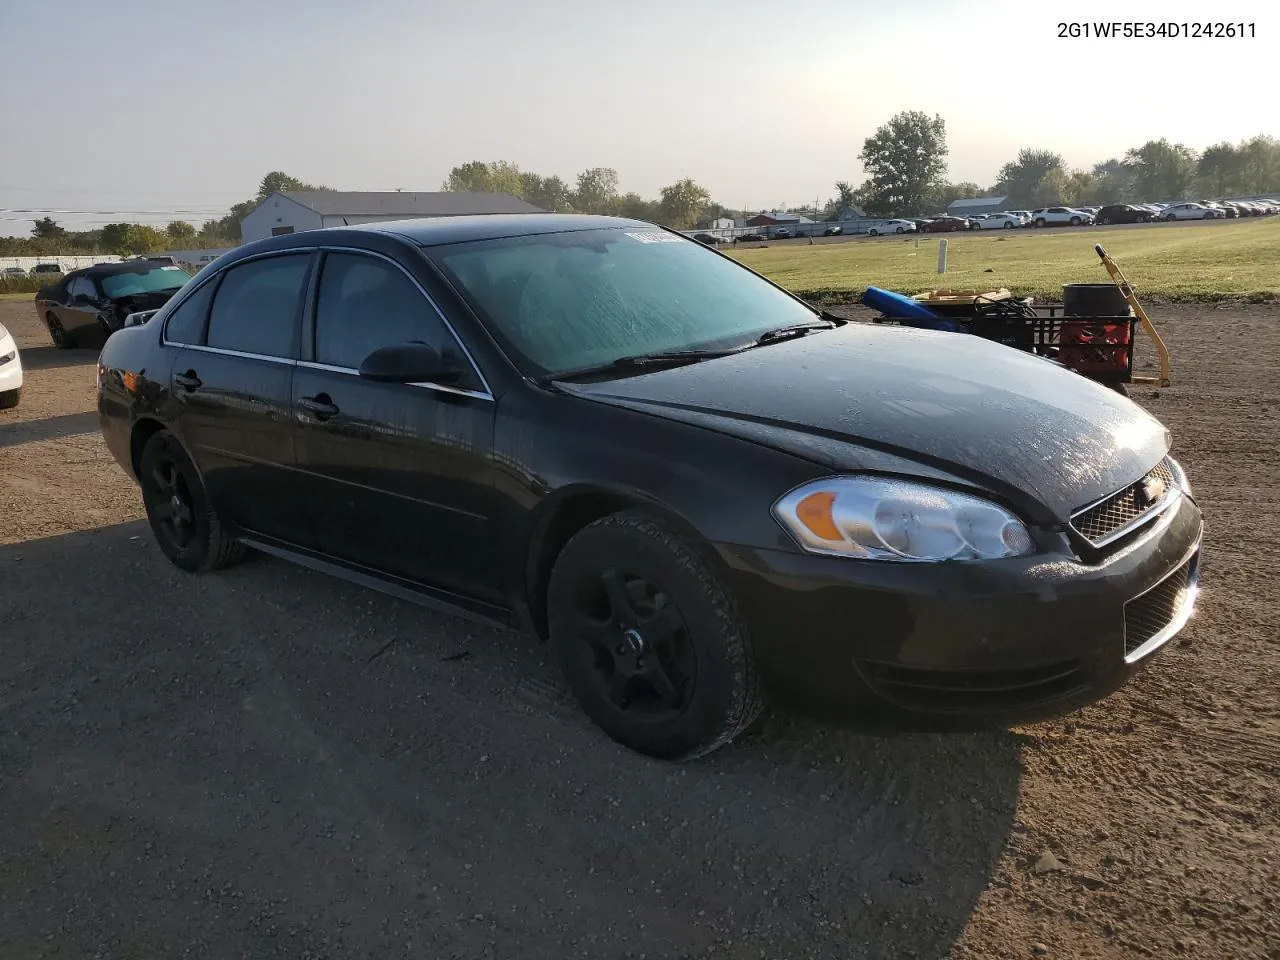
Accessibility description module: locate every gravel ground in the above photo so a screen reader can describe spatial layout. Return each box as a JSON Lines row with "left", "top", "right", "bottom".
{"left": 1, "top": 299, "right": 1276, "bottom": 960}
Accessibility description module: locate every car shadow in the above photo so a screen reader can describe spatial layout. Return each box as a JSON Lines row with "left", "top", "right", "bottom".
{"left": 14, "top": 344, "right": 101, "bottom": 371}
{"left": 0, "top": 522, "right": 1023, "bottom": 959}
{"left": 0, "top": 411, "right": 101, "bottom": 448}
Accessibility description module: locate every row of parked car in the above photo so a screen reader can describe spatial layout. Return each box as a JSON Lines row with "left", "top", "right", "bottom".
{"left": 861, "top": 197, "right": 1280, "bottom": 236}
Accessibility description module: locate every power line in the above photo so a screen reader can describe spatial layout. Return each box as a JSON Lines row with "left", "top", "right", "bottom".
{"left": 1, "top": 207, "right": 230, "bottom": 217}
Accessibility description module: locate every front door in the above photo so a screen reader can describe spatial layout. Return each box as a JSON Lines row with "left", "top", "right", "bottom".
{"left": 165, "top": 252, "right": 316, "bottom": 545}
{"left": 290, "top": 250, "right": 501, "bottom": 603}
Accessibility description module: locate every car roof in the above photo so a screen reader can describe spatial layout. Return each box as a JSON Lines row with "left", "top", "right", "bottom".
{"left": 78, "top": 260, "right": 187, "bottom": 279}
{"left": 348, "top": 213, "right": 655, "bottom": 248}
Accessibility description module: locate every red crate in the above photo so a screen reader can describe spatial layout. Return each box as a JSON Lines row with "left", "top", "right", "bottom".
{"left": 1058, "top": 320, "right": 1132, "bottom": 374}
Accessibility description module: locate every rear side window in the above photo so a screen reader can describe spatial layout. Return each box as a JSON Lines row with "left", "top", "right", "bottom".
{"left": 312, "top": 252, "right": 455, "bottom": 369}
{"left": 207, "top": 254, "right": 311, "bottom": 358}
{"left": 164, "top": 278, "right": 217, "bottom": 344}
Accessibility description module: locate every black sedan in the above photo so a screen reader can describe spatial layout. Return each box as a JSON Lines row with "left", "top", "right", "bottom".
{"left": 36, "top": 259, "right": 191, "bottom": 349}
{"left": 1094, "top": 204, "right": 1151, "bottom": 225}
{"left": 96, "top": 214, "right": 1204, "bottom": 760}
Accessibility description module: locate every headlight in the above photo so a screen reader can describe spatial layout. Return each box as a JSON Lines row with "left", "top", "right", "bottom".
{"left": 772, "top": 476, "right": 1035, "bottom": 562}
{"left": 0, "top": 350, "right": 14, "bottom": 366}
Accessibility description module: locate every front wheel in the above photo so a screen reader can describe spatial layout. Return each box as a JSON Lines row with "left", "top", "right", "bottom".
{"left": 1003, "top": 220, "right": 1014, "bottom": 228}
{"left": 1070, "top": 216, "right": 1081, "bottom": 226}
{"left": 138, "top": 430, "right": 245, "bottom": 573}
{"left": 1034, "top": 218, "right": 1046, "bottom": 228}
{"left": 547, "top": 510, "right": 763, "bottom": 761}
{"left": 0, "top": 388, "right": 19, "bottom": 410}
{"left": 868, "top": 229, "right": 879, "bottom": 236}
{"left": 894, "top": 226, "right": 904, "bottom": 234}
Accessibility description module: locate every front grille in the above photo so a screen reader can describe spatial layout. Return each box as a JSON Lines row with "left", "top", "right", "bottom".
{"left": 1071, "top": 457, "right": 1178, "bottom": 546}
{"left": 858, "top": 660, "right": 1088, "bottom": 713}
{"left": 1124, "top": 551, "right": 1198, "bottom": 659}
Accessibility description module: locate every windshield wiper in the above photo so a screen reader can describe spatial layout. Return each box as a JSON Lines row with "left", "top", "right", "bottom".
{"left": 750, "top": 318, "right": 840, "bottom": 347}
{"left": 550, "top": 347, "right": 745, "bottom": 383}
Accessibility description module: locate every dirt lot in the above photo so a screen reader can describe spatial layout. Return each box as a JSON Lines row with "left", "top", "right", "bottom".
{"left": 1, "top": 299, "right": 1277, "bottom": 959}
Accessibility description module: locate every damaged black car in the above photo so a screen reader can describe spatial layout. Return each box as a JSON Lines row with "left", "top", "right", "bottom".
{"left": 36, "top": 259, "right": 191, "bottom": 349}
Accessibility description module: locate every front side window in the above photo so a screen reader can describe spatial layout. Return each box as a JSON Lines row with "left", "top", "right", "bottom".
{"left": 432, "top": 227, "right": 818, "bottom": 377}
{"left": 67, "top": 276, "right": 97, "bottom": 301}
{"left": 312, "top": 252, "right": 460, "bottom": 371}
{"left": 206, "top": 254, "right": 311, "bottom": 358}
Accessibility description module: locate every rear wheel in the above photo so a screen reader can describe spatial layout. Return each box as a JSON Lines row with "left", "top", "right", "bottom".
{"left": 45, "top": 312, "right": 74, "bottom": 349}
{"left": 547, "top": 510, "right": 763, "bottom": 761}
{"left": 138, "top": 430, "right": 245, "bottom": 573}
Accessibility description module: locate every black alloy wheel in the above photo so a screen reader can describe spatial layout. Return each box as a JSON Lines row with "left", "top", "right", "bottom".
{"left": 138, "top": 430, "right": 244, "bottom": 572}
{"left": 547, "top": 510, "right": 763, "bottom": 760}
{"left": 46, "top": 312, "right": 71, "bottom": 349}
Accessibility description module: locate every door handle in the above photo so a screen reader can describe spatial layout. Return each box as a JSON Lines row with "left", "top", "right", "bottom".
{"left": 173, "top": 370, "right": 201, "bottom": 391}
{"left": 298, "top": 394, "right": 339, "bottom": 421}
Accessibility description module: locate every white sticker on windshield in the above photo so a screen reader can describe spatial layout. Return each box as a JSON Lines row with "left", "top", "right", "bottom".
{"left": 625, "top": 231, "right": 682, "bottom": 244}
{"left": 160, "top": 265, "right": 181, "bottom": 271}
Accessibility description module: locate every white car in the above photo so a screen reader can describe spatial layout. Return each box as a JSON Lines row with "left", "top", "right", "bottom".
{"left": 1161, "top": 202, "right": 1220, "bottom": 221}
{"left": 974, "top": 213, "right": 1026, "bottom": 229}
{"left": 0, "top": 321, "right": 22, "bottom": 409}
{"left": 1030, "top": 207, "right": 1094, "bottom": 227}
{"left": 867, "top": 219, "right": 916, "bottom": 236}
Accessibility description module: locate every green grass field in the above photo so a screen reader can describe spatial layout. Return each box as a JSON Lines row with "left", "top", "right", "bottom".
{"left": 730, "top": 219, "right": 1280, "bottom": 304}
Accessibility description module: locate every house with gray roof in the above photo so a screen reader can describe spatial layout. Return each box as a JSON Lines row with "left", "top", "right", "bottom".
{"left": 945, "top": 195, "right": 1010, "bottom": 217}
{"left": 240, "top": 190, "right": 544, "bottom": 243}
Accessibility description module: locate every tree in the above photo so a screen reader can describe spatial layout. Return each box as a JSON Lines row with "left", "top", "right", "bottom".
{"left": 995, "top": 149, "right": 1065, "bottom": 206}
{"left": 1090, "top": 158, "right": 1135, "bottom": 205}
{"left": 573, "top": 167, "right": 620, "bottom": 215}
{"left": 520, "top": 173, "right": 574, "bottom": 212}
{"left": 125, "top": 224, "right": 165, "bottom": 254}
{"left": 257, "top": 170, "right": 325, "bottom": 199}
{"left": 166, "top": 220, "right": 196, "bottom": 243}
{"left": 615, "top": 192, "right": 658, "bottom": 221}
{"left": 658, "top": 178, "right": 711, "bottom": 229}
{"left": 441, "top": 160, "right": 525, "bottom": 197}
{"left": 1237, "top": 135, "right": 1280, "bottom": 194}
{"left": 856, "top": 111, "right": 949, "bottom": 216}
{"left": 1124, "top": 139, "right": 1197, "bottom": 201}
{"left": 32, "top": 217, "right": 67, "bottom": 240}
{"left": 100, "top": 223, "right": 133, "bottom": 255}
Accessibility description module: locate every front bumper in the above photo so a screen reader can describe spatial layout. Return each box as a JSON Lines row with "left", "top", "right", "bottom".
{"left": 0, "top": 349, "right": 22, "bottom": 393}
{"left": 718, "top": 492, "right": 1204, "bottom": 726}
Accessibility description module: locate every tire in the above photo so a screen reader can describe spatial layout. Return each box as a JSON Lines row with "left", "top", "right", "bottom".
{"left": 1003, "top": 220, "right": 1014, "bottom": 228}
{"left": 1165, "top": 214, "right": 1176, "bottom": 221}
{"left": 138, "top": 430, "right": 245, "bottom": 573}
{"left": 1099, "top": 217, "right": 1111, "bottom": 225}
{"left": 546, "top": 509, "right": 764, "bottom": 761}
{"left": 1110, "top": 382, "right": 1130, "bottom": 397}
{"left": 0, "top": 388, "right": 19, "bottom": 410}
{"left": 895, "top": 226, "right": 904, "bottom": 234}
{"left": 1035, "top": 218, "right": 1046, "bottom": 228}
{"left": 45, "top": 311, "right": 74, "bottom": 350}
{"left": 868, "top": 229, "right": 879, "bottom": 236}
{"left": 1070, "top": 216, "right": 1081, "bottom": 226}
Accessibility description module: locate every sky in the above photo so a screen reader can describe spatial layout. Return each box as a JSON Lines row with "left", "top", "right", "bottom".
{"left": 1, "top": 0, "right": 1274, "bottom": 236}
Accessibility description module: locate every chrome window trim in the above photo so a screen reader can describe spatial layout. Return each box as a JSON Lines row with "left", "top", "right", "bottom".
{"left": 296, "top": 360, "right": 493, "bottom": 402}
{"left": 313, "top": 244, "right": 494, "bottom": 399}
{"left": 167, "top": 343, "right": 297, "bottom": 366}
{"left": 1122, "top": 540, "right": 1202, "bottom": 665}
{"left": 1069, "top": 456, "right": 1184, "bottom": 549}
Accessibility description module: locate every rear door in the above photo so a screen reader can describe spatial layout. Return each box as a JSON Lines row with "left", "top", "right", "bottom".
{"left": 290, "top": 249, "right": 501, "bottom": 603}
{"left": 165, "top": 251, "right": 317, "bottom": 545}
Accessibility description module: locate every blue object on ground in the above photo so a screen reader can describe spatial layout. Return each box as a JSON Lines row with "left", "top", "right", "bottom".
{"left": 862, "top": 286, "right": 965, "bottom": 332}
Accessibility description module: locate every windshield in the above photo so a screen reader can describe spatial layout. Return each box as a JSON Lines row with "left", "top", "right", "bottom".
{"left": 432, "top": 227, "right": 819, "bottom": 377}
{"left": 101, "top": 265, "right": 189, "bottom": 298}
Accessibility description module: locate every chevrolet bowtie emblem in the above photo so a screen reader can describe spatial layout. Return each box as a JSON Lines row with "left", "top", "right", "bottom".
{"left": 1137, "top": 476, "right": 1166, "bottom": 507}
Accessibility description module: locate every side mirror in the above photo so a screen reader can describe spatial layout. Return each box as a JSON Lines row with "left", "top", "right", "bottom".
{"left": 357, "top": 342, "right": 461, "bottom": 385}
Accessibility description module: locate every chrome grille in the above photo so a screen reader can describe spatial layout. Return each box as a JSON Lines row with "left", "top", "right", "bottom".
{"left": 1071, "top": 458, "right": 1178, "bottom": 546}
{"left": 1124, "top": 551, "right": 1198, "bottom": 660}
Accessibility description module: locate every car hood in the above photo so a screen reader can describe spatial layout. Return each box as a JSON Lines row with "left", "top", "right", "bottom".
{"left": 561, "top": 323, "right": 1170, "bottom": 520}
{"left": 110, "top": 288, "right": 182, "bottom": 310}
